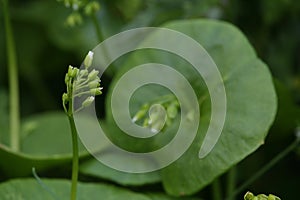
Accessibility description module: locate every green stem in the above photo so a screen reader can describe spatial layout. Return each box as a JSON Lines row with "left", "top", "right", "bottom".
{"left": 226, "top": 137, "right": 300, "bottom": 199}
{"left": 2, "top": 0, "right": 20, "bottom": 151}
{"left": 91, "top": 13, "right": 104, "bottom": 43}
{"left": 211, "top": 178, "right": 222, "bottom": 200}
{"left": 67, "top": 98, "right": 79, "bottom": 200}
{"left": 226, "top": 166, "right": 236, "bottom": 200}
{"left": 90, "top": 12, "right": 117, "bottom": 76}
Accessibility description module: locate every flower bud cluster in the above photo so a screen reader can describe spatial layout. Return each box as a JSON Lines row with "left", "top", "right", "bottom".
{"left": 132, "top": 96, "right": 179, "bottom": 133}
{"left": 62, "top": 51, "right": 102, "bottom": 114}
{"left": 244, "top": 192, "right": 281, "bottom": 200}
{"left": 57, "top": 0, "right": 100, "bottom": 27}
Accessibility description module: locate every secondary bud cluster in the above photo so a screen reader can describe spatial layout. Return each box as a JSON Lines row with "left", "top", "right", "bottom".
{"left": 62, "top": 51, "right": 102, "bottom": 114}
{"left": 57, "top": 0, "right": 100, "bottom": 27}
{"left": 132, "top": 95, "right": 180, "bottom": 133}
{"left": 244, "top": 192, "right": 281, "bottom": 200}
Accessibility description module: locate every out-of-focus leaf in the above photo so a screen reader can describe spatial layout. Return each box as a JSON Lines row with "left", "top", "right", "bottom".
{"left": 0, "top": 112, "right": 94, "bottom": 177}
{"left": 0, "top": 179, "right": 151, "bottom": 200}
{"left": 147, "top": 193, "right": 200, "bottom": 200}
{"left": 80, "top": 158, "right": 161, "bottom": 186}
{"left": 12, "top": 0, "right": 98, "bottom": 55}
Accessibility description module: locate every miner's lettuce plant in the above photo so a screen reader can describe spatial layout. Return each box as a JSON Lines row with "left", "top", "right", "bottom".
{"left": 62, "top": 51, "right": 102, "bottom": 200}
{"left": 0, "top": 0, "right": 300, "bottom": 199}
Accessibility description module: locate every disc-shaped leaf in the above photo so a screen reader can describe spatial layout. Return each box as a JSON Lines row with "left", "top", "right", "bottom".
{"left": 159, "top": 20, "right": 277, "bottom": 195}
{"left": 104, "top": 19, "right": 277, "bottom": 195}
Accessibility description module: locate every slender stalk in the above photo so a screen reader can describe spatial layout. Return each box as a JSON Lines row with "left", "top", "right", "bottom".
{"left": 226, "top": 166, "right": 236, "bottom": 200}
{"left": 63, "top": 52, "right": 101, "bottom": 200}
{"left": 90, "top": 13, "right": 117, "bottom": 75}
{"left": 67, "top": 98, "right": 79, "bottom": 200}
{"left": 211, "top": 178, "right": 222, "bottom": 200}
{"left": 226, "top": 137, "right": 300, "bottom": 199}
{"left": 2, "top": 0, "right": 20, "bottom": 151}
{"left": 91, "top": 13, "right": 104, "bottom": 43}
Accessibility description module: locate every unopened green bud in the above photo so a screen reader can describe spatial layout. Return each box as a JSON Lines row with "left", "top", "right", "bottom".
{"left": 244, "top": 192, "right": 281, "bottom": 200}
{"left": 149, "top": 119, "right": 165, "bottom": 134}
{"left": 74, "top": 68, "right": 79, "bottom": 77}
{"left": 90, "top": 87, "right": 102, "bottom": 95}
{"left": 66, "top": 12, "right": 82, "bottom": 27}
{"left": 82, "top": 96, "right": 95, "bottom": 107}
{"left": 68, "top": 65, "right": 79, "bottom": 78}
{"left": 257, "top": 194, "right": 268, "bottom": 200}
{"left": 132, "top": 104, "right": 149, "bottom": 122}
{"left": 148, "top": 104, "right": 167, "bottom": 133}
{"left": 143, "top": 118, "right": 149, "bottom": 127}
{"left": 85, "top": 1, "right": 100, "bottom": 16}
{"left": 84, "top": 51, "right": 94, "bottom": 69}
{"left": 68, "top": 65, "right": 74, "bottom": 75}
{"left": 65, "top": 73, "right": 70, "bottom": 84}
{"left": 88, "top": 69, "right": 99, "bottom": 80}
{"left": 149, "top": 104, "right": 166, "bottom": 122}
{"left": 79, "top": 69, "right": 88, "bottom": 77}
{"left": 132, "top": 109, "right": 147, "bottom": 123}
{"left": 167, "top": 102, "right": 178, "bottom": 119}
{"left": 268, "top": 196, "right": 275, "bottom": 200}
{"left": 62, "top": 93, "right": 69, "bottom": 104}
{"left": 244, "top": 192, "right": 254, "bottom": 200}
{"left": 268, "top": 194, "right": 281, "bottom": 200}
{"left": 150, "top": 124, "right": 159, "bottom": 133}
{"left": 88, "top": 80, "right": 100, "bottom": 88}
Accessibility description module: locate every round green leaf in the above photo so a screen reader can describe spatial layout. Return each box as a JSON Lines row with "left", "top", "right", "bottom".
{"left": 104, "top": 19, "right": 277, "bottom": 195}
{"left": 159, "top": 19, "right": 277, "bottom": 195}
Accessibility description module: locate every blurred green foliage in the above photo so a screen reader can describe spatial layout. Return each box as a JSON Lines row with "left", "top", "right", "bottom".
{"left": 1, "top": 0, "right": 299, "bottom": 113}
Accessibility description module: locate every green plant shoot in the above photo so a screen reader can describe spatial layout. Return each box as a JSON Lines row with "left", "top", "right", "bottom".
{"left": 62, "top": 50, "right": 102, "bottom": 200}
